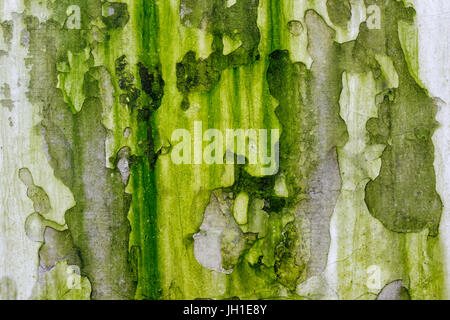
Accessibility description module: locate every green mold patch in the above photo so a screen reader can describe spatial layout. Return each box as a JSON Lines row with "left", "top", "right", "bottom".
{"left": 265, "top": 10, "right": 349, "bottom": 279}
{"left": 57, "top": 49, "right": 91, "bottom": 113}
{"left": 146, "top": 0, "right": 280, "bottom": 299}
{"left": 177, "top": 0, "right": 260, "bottom": 110}
{"left": 102, "top": 2, "right": 130, "bottom": 30}
{"left": 326, "top": 0, "right": 352, "bottom": 29}
{"left": 180, "top": 0, "right": 260, "bottom": 54}
{"left": 241, "top": 200, "right": 306, "bottom": 292}
{"left": 363, "top": 0, "right": 442, "bottom": 236}
{"left": 214, "top": 164, "right": 308, "bottom": 292}
{"left": 0, "top": 20, "right": 13, "bottom": 48}
{"left": 115, "top": 55, "right": 141, "bottom": 110}
{"left": 9, "top": 0, "right": 446, "bottom": 301}
{"left": 326, "top": 0, "right": 445, "bottom": 300}
{"left": 138, "top": 62, "right": 165, "bottom": 111}
{"left": 274, "top": 222, "right": 306, "bottom": 290}
{"left": 266, "top": 50, "right": 317, "bottom": 201}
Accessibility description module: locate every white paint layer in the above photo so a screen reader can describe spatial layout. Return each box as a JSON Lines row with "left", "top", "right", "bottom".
{"left": 413, "top": 0, "right": 450, "bottom": 299}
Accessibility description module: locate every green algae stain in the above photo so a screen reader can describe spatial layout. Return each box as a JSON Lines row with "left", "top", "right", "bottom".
{"left": 267, "top": 50, "right": 316, "bottom": 198}
{"left": 128, "top": 159, "right": 160, "bottom": 299}
{"left": 102, "top": 2, "right": 130, "bottom": 30}
{"left": 145, "top": 0, "right": 284, "bottom": 299}
{"left": 177, "top": 0, "right": 260, "bottom": 110}
{"left": 327, "top": 0, "right": 445, "bottom": 300}
{"left": 221, "top": 168, "right": 307, "bottom": 291}
{"left": 397, "top": 20, "right": 425, "bottom": 89}
{"left": 326, "top": 0, "right": 352, "bottom": 29}
{"left": 127, "top": 0, "right": 165, "bottom": 300}
{"left": 0, "top": 20, "right": 13, "bottom": 48}
{"left": 58, "top": 49, "right": 91, "bottom": 113}
{"left": 23, "top": 0, "right": 138, "bottom": 299}
{"left": 364, "top": 0, "right": 442, "bottom": 236}
{"left": 7, "top": 0, "right": 446, "bottom": 301}
{"left": 274, "top": 222, "right": 306, "bottom": 290}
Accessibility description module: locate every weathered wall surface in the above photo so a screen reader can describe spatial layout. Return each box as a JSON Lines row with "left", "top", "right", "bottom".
{"left": 0, "top": 0, "right": 448, "bottom": 300}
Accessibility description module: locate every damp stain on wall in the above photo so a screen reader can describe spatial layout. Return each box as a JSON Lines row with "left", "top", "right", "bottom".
{"left": 0, "top": 0, "right": 447, "bottom": 300}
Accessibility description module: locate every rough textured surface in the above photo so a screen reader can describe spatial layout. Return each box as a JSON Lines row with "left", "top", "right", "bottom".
{"left": 0, "top": 0, "right": 449, "bottom": 300}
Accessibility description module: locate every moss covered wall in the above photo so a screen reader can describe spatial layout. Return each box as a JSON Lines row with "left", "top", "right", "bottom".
{"left": 0, "top": 0, "right": 448, "bottom": 300}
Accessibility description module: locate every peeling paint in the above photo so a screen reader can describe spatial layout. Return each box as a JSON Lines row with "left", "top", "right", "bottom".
{"left": 0, "top": 0, "right": 448, "bottom": 300}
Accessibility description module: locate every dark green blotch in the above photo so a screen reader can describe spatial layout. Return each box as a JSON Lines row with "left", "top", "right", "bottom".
{"left": 177, "top": 50, "right": 223, "bottom": 94}
{"left": 274, "top": 223, "right": 305, "bottom": 290}
{"left": 327, "top": 0, "right": 352, "bottom": 28}
{"left": 226, "top": 165, "right": 276, "bottom": 201}
{"left": 225, "top": 165, "right": 306, "bottom": 290}
{"left": 1, "top": 21, "right": 13, "bottom": 47}
{"left": 102, "top": 2, "right": 130, "bottom": 30}
{"left": 115, "top": 55, "right": 141, "bottom": 109}
{"left": 364, "top": 0, "right": 442, "bottom": 236}
{"left": 116, "top": 55, "right": 135, "bottom": 90}
{"left": 267, "top": 50, "right": 316, "bottom": 197}
{"left": 176, "top": 49, "right": 228, "bottom": 110}
{"left": 177, "top": 0, "right": 260, "bottom": 109}
{"left": 181, "top": 0, "right": 260, "bottom": 53}
{"left": 138, "top": 62, "right": 165, "bottom": 110}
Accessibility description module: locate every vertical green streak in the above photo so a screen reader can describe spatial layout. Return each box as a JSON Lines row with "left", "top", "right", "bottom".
{"left": 129, "top": 159, "right": 159, "bottom": 299}
{"left": 149, "top": 0, "right": 289, "bottom": 299}
{"left": 269, "top": 0, "right": 281, "bottom": 51}
{"left": 127, "top": 0, "right": 163, "bottom": 299}
{"left": 137, "top": 0, "right": 159, "bottom": 66}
